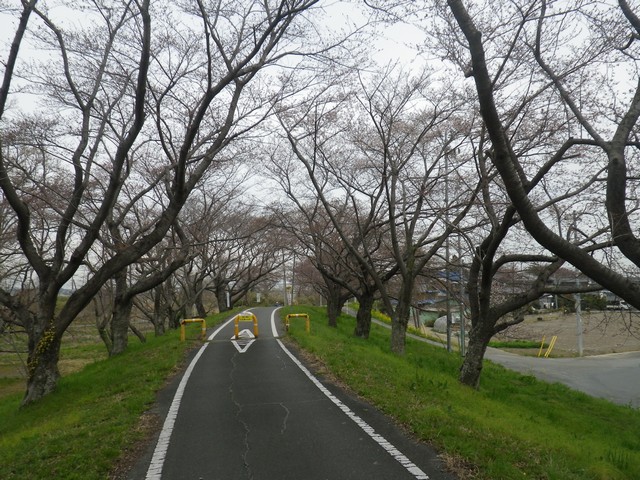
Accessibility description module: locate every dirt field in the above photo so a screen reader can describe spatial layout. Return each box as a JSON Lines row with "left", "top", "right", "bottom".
{"left": 493, "top": 309, "right": 640, "bottom": 357}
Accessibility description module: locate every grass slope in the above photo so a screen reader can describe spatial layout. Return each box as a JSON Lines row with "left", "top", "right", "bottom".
{"left": 0, "top": 311, "right": 237, "bottom": 480}
{"left": 282, "top": 306, "right": 640, "bottom": 480}
{"left": 1, "top": 306, "right": 638, "bottom": 479}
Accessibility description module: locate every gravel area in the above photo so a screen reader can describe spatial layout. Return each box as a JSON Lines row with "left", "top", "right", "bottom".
{"left": 494, "top": 310, "right": 640, "bottom": 356}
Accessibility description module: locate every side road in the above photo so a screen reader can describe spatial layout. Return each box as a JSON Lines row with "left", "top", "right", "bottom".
{"left": 486, "top": 348, "right": 640, "bottom": 408}
{"left": 127, "top": 307, "right": 457, "bottom": 480}
{"left": 372, "top": 318, "right": 640, "bottom": 408}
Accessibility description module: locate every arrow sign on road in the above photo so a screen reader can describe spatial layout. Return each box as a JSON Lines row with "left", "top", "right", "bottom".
{"left": 231, "top": 329, "right": 256, "bottom": 353}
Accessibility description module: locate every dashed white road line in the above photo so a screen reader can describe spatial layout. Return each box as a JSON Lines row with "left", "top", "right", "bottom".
{"left": 269, "top": 309, "right": 430, "bottom": 480}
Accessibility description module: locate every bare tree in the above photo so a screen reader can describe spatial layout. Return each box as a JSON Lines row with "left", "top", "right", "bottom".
{"left": 460, "top": 141, "right": 606, "bottom": 387}
{"left": 203, "top": 208, "right": 284, "bottom": 312}
{"left": 272, "top": 199, "right": 378, "bottom": 333}
{"left": 275, "top": 64, "right": 480, "bottom": 353}
{"left": 357, "top": 1, "right": 636, "bottom": 385}
{"left": 0, "top": 0, "right": 339, "bottom": 405}
{"left": 138, "top": 163, "right": 249, "bottom": 320}
{"left": 445, "top": 0, "right": 640, "bottom": 313}
{"left": 91, "top": 221, "right": 192, "bottom": 356}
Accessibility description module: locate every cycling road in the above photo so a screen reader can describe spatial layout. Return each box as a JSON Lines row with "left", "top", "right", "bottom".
{"left": 127, "top": 307, "right": 455, "bottom": 480}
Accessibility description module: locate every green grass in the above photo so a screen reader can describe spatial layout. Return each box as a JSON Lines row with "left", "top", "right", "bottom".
{"left": 3, "top": 306, "right": 638, "bottom": 479}
{"left": 281, "top": 305, "right": 640, "bottom": 480}
{"left": 488, "top": 339, "right": 547, "bottom": 349}
{"left": 0, "top": 310, "right": 238, "bottom": 480}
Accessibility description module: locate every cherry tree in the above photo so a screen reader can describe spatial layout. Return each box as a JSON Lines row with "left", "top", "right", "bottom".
{"left": 275, "top": 64, "right": 479, "bottom": 353}
{"left": 445, "top": 0, "right": 640, "bottom": 310}
{"left": 0, "top": 0, "right": 343, "bottom": 405}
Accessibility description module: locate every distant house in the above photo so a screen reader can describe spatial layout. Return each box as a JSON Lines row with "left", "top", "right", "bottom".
{"left": 539, "top": 294, "right": 555, "bottom": 309}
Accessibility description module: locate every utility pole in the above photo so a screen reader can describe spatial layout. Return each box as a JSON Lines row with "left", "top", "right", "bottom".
{"left": 573, "top": 213, "right": 584, "bottom": 357}
{"left": 458, "top": 234, "right": 465, "bottom": 357}
{"left": 575, "top": 287, "right": 583, "bottom": 357}
{"left": 445, "top": 150, "right": 452, "bottom": 352}
{"left": 283, "top": 251, "right": 287, "bottom": 306}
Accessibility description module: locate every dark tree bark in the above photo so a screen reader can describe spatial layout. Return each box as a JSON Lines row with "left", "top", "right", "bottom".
{"left": 24, "top": 325, "right": 61, "bottom": 405}
{"left": 459, "top": 323, "right": 493, "bottom": 388}
{"left": 447, "top": 0, "right": 640, "bottom": 309}
{"left": 324, "top": 278, "right": 347, "bottom": 328}
{"left": 22, "top": 286, "right": 62, "bottom": 405}
{"left": 390, "top": 283, "right": 414, "bottom": 354}
{"left": 216, "top": 283, "right": 230, "bottom": 313}
{"left": 110, "top": 296, "right": 133, "bottom": 357}
{"left": 354, "top": 290, "right": 375, "bottom": 339}
{"left": 151, "top": 285, "right": 166, "bottom": 336}
{"left": 109, "top": 268, "right": 132, "bottom": 356}
{"left": 193, "top": 279, "right": 207, "bottom": 318}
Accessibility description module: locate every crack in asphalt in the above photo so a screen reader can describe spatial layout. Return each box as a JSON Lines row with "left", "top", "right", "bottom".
{"left": 274, "top": 349, "right": 289, "bottom": 371}
{"left": 229, "top": 351, "right": 253, "bottom": 480}
{"left": 279, "top": 402, "right": 290, "bottom": 434}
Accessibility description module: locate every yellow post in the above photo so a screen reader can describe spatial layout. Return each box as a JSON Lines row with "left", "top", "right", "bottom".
{"left": 537, "top": 335, "right": 546, "bottom": 358}
{"left": 285, "top": 313, "right": 310, "bottom": 333}
{"left": 234, "top": 313, "right": 259, "bottom": 339}
{"left": 544, "top": 335, "right": 558, "bottom": 358}
{"left": 180, "top": 318, "right": 207, "bottom": 341}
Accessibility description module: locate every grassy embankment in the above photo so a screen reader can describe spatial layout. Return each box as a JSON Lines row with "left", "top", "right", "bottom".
{"left": 282, "top": 305, "right": 640, "bottom": 480}
{"left": 369, "top": 308, "right": 547, "bottom": 350}
{"left": 1, "top": 305, "right": 638, "bottom": 479}
{"left": 0, "top": 309, "right": 240, "bottom": 480}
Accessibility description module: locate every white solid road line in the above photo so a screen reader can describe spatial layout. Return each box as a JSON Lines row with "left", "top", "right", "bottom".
{"left": 145, "top": 314, "right": 237, "bottom": 480}
{"left": 147, "top": 309, "right": 430, "bottom": 480}
{"left": 270, "top": 309, "right": 430, "bottom": 480}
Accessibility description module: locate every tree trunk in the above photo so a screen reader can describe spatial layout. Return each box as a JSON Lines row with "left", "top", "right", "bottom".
{"left": 152, "top": 285, "right": 166, "bottom": 336}
{"left": 324, "top": 281, "right": 345, "bottom": 328}
{"left": 22, "top": 326, "right": 61, "bottom": 406}
{"left": 110, "top": 268, "right": 132, "bottom": 356}
{"left": 390, "top": 283, "right": 413, "bottom": 354}
{"left": 194, "top": 287, "right": 206, "bottom": 317}
{"left": 354, "top": 292, "right": 374, "bottom": 339}
{"left": 129, "top": 322, "right": 146, "bottom": 343}
{"left": 390, "top": 314, "right": 408, "bottom": 354}
{"left": 326, "top": 295, "right": 341, "bottom": 327}
{"left": 97, "top": 323, "right": 113, "bottom": 352}
{"left": 169, "top": 306, "right": 185, "bottom": 330}
{"left": 216, "top": 286, "right": 230, "bottom": 312}
{"left": 153, "top": 315, "right": 166, "bottom": 336}
{"left": 459, "top": 323, "right": 493, "bottom": 389}
{"left": 96, "top": 301, "right": 113, "bottom": 353}
{"left": 110, "top": 295, "right": 133, "bottom": 356}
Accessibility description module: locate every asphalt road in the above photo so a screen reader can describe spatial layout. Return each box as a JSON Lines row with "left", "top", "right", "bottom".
{"left": 485, "top": 348, "right": 640, "bottom": 408}
{"left": 370, "top": 319, "right": 640, "bottom": 408}
{"left": 391, "top": 322, "right": 640, "bottom": 408}
{"left": 128, "top": 307, "right": 455, "bottom": 480}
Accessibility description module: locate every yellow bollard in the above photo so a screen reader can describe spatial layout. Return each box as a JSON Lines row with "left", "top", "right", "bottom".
{"left": 285, "top": 313, "right": 310, "bottom": 333}
{"left": 180, "top": 318, "right": 207, "bottom": 341}
{"left": 544, "top": 335, "right": 558, "bottom": 358}
{"left": 234, "top": 313, "right": 258, "bottom": 339}
{"left": 537, "top": 335, "right": 546, "bottom": 358}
